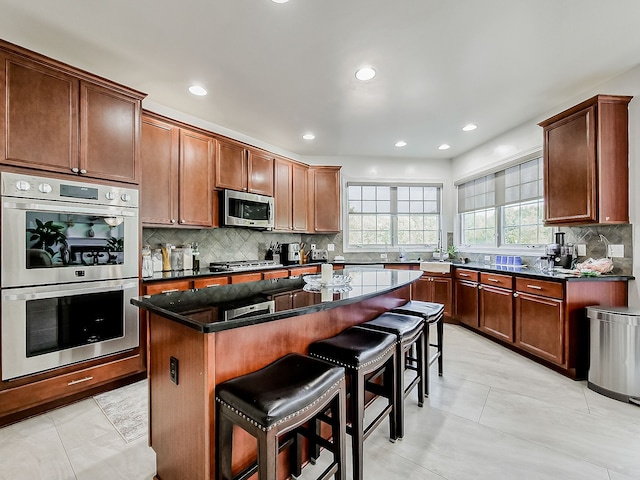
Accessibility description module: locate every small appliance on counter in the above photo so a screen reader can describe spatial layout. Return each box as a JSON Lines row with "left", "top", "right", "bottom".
{"left": 546, "top": 232, "right": 574, "bottom": 269}
{"left": 281, "top": 243, "right": 300, "bottom": 265}
{"left": 310, "top": 249, "right": 328, "bottom": 262}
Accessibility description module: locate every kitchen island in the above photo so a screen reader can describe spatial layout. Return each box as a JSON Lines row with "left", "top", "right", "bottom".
{"left": 132, "top": 267, "right": 422, "bottom": 480}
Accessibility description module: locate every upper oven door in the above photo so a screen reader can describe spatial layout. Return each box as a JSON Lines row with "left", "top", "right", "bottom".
{"left": 1, "top": 197, "right": 139, "bottom": 288}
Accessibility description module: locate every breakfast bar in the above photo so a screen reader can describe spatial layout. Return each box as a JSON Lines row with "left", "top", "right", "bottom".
{"left": 132, "top": 267, "right": 422, "bottom": 480}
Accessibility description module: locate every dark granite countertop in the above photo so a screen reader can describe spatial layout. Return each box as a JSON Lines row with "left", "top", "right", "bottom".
{"left": 132, "top": 267, "right": 422, "bottom": 333}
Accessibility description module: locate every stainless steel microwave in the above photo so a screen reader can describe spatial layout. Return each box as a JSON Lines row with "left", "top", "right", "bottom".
{"left": 223, "top": 189, "right": 274, "bottom": 229}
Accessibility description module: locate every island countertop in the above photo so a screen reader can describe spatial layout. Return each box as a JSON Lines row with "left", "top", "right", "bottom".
{"left": 132, "top": 267, "right": 422, "bottom": 333}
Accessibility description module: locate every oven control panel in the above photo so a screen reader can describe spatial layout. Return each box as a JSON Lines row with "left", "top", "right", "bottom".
{"left": 1, "top": 172, "right": 138, "bottom": 208}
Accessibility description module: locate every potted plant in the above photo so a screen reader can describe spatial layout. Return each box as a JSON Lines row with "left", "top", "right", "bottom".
{"left": 447, "top": 245, "right": 458, "bottom": 259}
{"left": 27, "top": 219, "right": 68, "bottom": 263}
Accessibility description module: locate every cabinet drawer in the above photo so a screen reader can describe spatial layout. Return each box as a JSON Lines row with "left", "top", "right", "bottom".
{"left": 480, "top": 272, "right": 512, "bottom": 289}
{"left": 515, "top": 278, "right": 564, "bottom": 299}
{"left": 230, "top": 272, "right": 263, "bottom": 284}
{"left": 144, "top": 279, "right": 191, "bottom": 295}
{"left": 455, "top": 268, "right": 479, "bottom": 281}
{"left": 262, "top": 269, "right": 289, "bottom": 280}
{"left": 289, "top": 266, "right": 318, "bottom": 276}
{"left": 193, "top": 276, "right": 229, "bottom": 289}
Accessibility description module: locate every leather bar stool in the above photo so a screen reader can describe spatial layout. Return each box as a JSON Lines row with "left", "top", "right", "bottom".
{"left": 308, "top": 326, "right": 397, "bottom": 480}
{"left": 359, "top": 312, "right": 425, "bottom": 439}
{"left": 216, "top": 353, "right": 347, "bottom": 480}
{"left": 391, "top": 301, "right": 445, "bottom": 397}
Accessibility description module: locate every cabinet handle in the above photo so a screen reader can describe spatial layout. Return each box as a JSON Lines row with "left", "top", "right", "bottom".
{"left": 459, "top": 273, "right": 470, "bottom": 277}
{"left": 71, "top": 167, "right": 79, "bottom": 173}
{"left": 171, "top": 219, "right": 176, "bottom": 224}
{"left": 478, "top": 285, "right": 482, "bottom": 290}
{"left": 161, "top": 288, "right": 179, "bottom": 293}
{"left": 68, "top": 376, "right": 94, "bottom": 386}
{"left": 79, "top": 169, "right": 87, "bottom": 174}
{"left": 205, "top": 284, "right": 221, "bottom": 288}
{"left": 526, "top": 285, "right": 543, "bottom": 290}
{"left": 487, "top": 278, "right": 499, "bottom": 282}
{"left": 513, "top": 293, "right": 519, "bottom": 298}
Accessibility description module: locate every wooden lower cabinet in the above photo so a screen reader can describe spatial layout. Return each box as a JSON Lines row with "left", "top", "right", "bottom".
{"left": 515, "top": 292, "right": 564, "bottom": 364}
{"left": 453, "top": 268, "right": 479, "bottom": 327}
{"left": 479, "top": 285, "right": 514, "bottom": 342}
{"left": 412, "top": 274, "right": 452, "bottom": 317}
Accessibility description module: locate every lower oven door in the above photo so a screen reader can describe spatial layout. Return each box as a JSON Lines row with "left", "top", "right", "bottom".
{"left": 1, "top": 279, "right": 139, "bottom": 381}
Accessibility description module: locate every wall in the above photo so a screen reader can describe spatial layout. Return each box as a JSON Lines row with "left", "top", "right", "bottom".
{"left": 452, "top": 64, "right": 640, "bottom": 305}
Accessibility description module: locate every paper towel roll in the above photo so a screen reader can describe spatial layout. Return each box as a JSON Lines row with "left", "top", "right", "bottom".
{"left": 321, "top": 263, "right": 333, "bottom": 283}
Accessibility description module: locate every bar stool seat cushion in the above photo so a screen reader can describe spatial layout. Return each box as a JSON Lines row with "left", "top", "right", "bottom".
{"left": 308, "top": 327, "right": 396, "bottom": 370}
{"left": 362, "top": 312, "right": 423, "bottom": 340}
{"left": 392, "top": 300, "right": 444, "bottom": 323}
{"left": 216, "top": 353, "right": 345, "bottom": 430}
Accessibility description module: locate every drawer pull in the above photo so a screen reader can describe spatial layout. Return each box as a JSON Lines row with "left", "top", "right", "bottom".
{"left": 526, "top": 285, "right": 543, "bottom": 290}
{"left": 205, "top": 284, "right": 221, "bottom": 288}
{"left": 161, "top": 288, "right": 179, "bottom": 293}
{"left": 459, "top": 273, "right": 470, "bottom": 277}
{"left": 513, "top": 293, "right": 519, "bottom": 298}
{"left": 68, "top": 376, "right": 94, "bottom": 386}
{"left": 487, "top": 278, "right": 499, "bottom": 282}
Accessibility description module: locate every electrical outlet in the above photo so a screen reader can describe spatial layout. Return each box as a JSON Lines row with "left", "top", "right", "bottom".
{"left": 310, "top": 244, "right": 316, "bottom": 250}
{"left": 170, "top": 356, "right": 179, "bottom": 385}
{"left": 380, "top": 253, "right": 388, "bottom": 259}
{"left": 327, "top": 243, "right": 335, "bottom": 252}
{"left": 608, "top": 244, "right": 624, "bottom": 258}
{"left": 577, "top": 244, "right": 586, "bottom": 256}
{"left": 484, "top": 255, "right": 491, "bottom": 263}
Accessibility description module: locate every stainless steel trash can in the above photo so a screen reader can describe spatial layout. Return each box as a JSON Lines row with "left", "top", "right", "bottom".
{"left": 586, "top": 306, "right": 640, "bottom": 405}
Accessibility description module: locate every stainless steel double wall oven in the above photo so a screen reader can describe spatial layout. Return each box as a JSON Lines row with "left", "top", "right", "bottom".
{"left": 1, "top": 172, "right": 139, "bottom": 381}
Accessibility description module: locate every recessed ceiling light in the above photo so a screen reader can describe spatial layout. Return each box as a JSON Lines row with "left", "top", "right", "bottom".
{"left": 355, "top": 67, "right": 376, "bottom": 81}
{"left": 462, "top": 124, "right": 477, "bottom": 131}
{"left": 272, "top": 0, "right": 289, "bottom": 3}
{"left": 303, "top": 133, "right": 315, "bottom": 140}
{"left": 188, "top": 85, "right": 207, "bottom": 96}
{"left": 395, "top": 141, "right": 407, "bottom": 147}
{"left": 438, "top": 144, "right": 451, "bottom": 150}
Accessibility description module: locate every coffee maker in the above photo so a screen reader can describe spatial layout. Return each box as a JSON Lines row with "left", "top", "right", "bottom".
{"left": 546, "top": 232, "right": 574, "bottom": 269}
{"left": 281, "top": 243, "right": 300, "bottom": 265}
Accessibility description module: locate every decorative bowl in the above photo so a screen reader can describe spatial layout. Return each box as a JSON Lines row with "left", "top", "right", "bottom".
{"left": 303, "top": 274, "right": 352, "bottom": 288}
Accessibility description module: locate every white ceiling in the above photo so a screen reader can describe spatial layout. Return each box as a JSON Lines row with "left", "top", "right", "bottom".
{"left": 2, "top": 0, "right": 640, "bottom": 161}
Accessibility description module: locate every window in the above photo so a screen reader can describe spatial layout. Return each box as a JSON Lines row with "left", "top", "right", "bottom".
{"left": 346, "top": 184, "right": 441, "bottom": 250}
{"left": 458, "top": 155, "right": 551, "bottom": 248}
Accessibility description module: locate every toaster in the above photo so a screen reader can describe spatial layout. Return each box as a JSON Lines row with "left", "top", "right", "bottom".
{"left": 310, "top": 249, "right": 328, "bottom": 262}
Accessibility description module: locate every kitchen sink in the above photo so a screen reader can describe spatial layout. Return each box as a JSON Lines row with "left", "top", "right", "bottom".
{"left": 419, "top": 261, "right": 452, "bottom": 273}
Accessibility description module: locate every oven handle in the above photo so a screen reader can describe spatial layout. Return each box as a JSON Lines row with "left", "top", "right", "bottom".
{"left": 2, "top": 201, "right": 136, "bottom": 217}
{"left": 2, "top": 281, "right": 138, "bottom": 301}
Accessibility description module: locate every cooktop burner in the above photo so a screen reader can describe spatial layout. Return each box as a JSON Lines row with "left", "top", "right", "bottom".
{"left": 209, "top": 260, "right": 283, "bottom": 272}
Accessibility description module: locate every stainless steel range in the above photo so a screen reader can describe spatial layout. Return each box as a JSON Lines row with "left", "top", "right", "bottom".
{"left": 1, "top": 172, "right": 139, "bottom": 381}
{"left": 209, "top": 260, "right": 283, "bottom": 272}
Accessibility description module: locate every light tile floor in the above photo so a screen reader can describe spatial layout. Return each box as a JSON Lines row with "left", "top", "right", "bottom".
{"left": 1, "top": 324, "right": 639, "bottom": 480}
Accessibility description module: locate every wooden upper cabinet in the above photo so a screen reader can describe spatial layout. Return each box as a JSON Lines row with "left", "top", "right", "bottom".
{"left": 247, "top": 149, "right": 274, "bottom": 196}
{"left": 179, "top": 129, "right": 215, "bottom": 227}
{"left": 539, "top": 94, "right": 632, "bottom": 225}
{"left": 216, "top": 139, "right": 246, "bottom": 192}
{"left": 292, "top": 163, "right": 309, "bottom": 231}
{"left": 310, "top": 166, "right": 341, "bottom": 233}
{"left": 215, "top": 139, "right": 274, "bottom": 196}
{"left": 140, "top": 115, "right": 179, "bottom": 225}
{"left": 274, "top": 158, "right": 292, "bottom": 230}
{"left": 0, "top": 43, "right": 144, "bottom": 184}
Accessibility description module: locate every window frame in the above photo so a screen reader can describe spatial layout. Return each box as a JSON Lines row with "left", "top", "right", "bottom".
{"left": 343, "top": 182, "right": 443, "bottom": 253}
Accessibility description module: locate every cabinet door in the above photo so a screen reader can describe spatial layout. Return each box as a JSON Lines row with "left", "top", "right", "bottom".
{"left": 543, "top": 106, "right": 596, "bottom": 224}
{"left": 216, "top": 139, "right": 246, "bottom": 191}
{"left": 454, "top": 280, "right": 479, "bottom": 328}
{"left": 140, "top": 115, "right": 179, "bottom": 225}
{"left": 515, "top": 292, "right": 564, "bottom": 365}
{"left": 179, "top": 129, "right": 214, "bottom": 227}
{"left": 248, "top": 150, "right": 274, "bottom": 196}
{"left": 80, "top": 81, "right": 140, "bottom": 184}
{"left": 411, "top": 276, "right": 431, "bottom": 302}
{"left": 292, "top": 163, "right": 309, "bottom": 232}
{"left": 312, "top": 167, "right": 341, "bottom": 232}
{"left": 432, "top": 277, "right": 452, "bottom": 317}
{"left": 479, "top": 285, "right": 514, "bottom": 342}
{"left": 274, "top": 158, "right": 292, "bottom": 230}
{"left": 1, "top": 53, "right": 79, "bottom": 173}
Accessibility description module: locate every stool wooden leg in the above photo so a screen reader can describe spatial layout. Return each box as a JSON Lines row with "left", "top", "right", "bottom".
{"left": 394, "top": 344, "right": 405, "bottom": 439}
{"left": 416, "top": 332, "right": 425, "bottom": 407}
{"left": 333, "top": 387, "right": 347, "bottom": 480}
{"left": 351, "top": 369, "right": 366, "bottom": 480}
{"left": 258, "top": 429, "right": 278, "bottom": 480}
{"left": 216, "top": 406, "right": 234, "bottom": 480}
{"left": 437, "top": 319, "right": 444, "bottom": 376}
{"left": 424, "top": 323, "right": 431, "bottom": 397}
